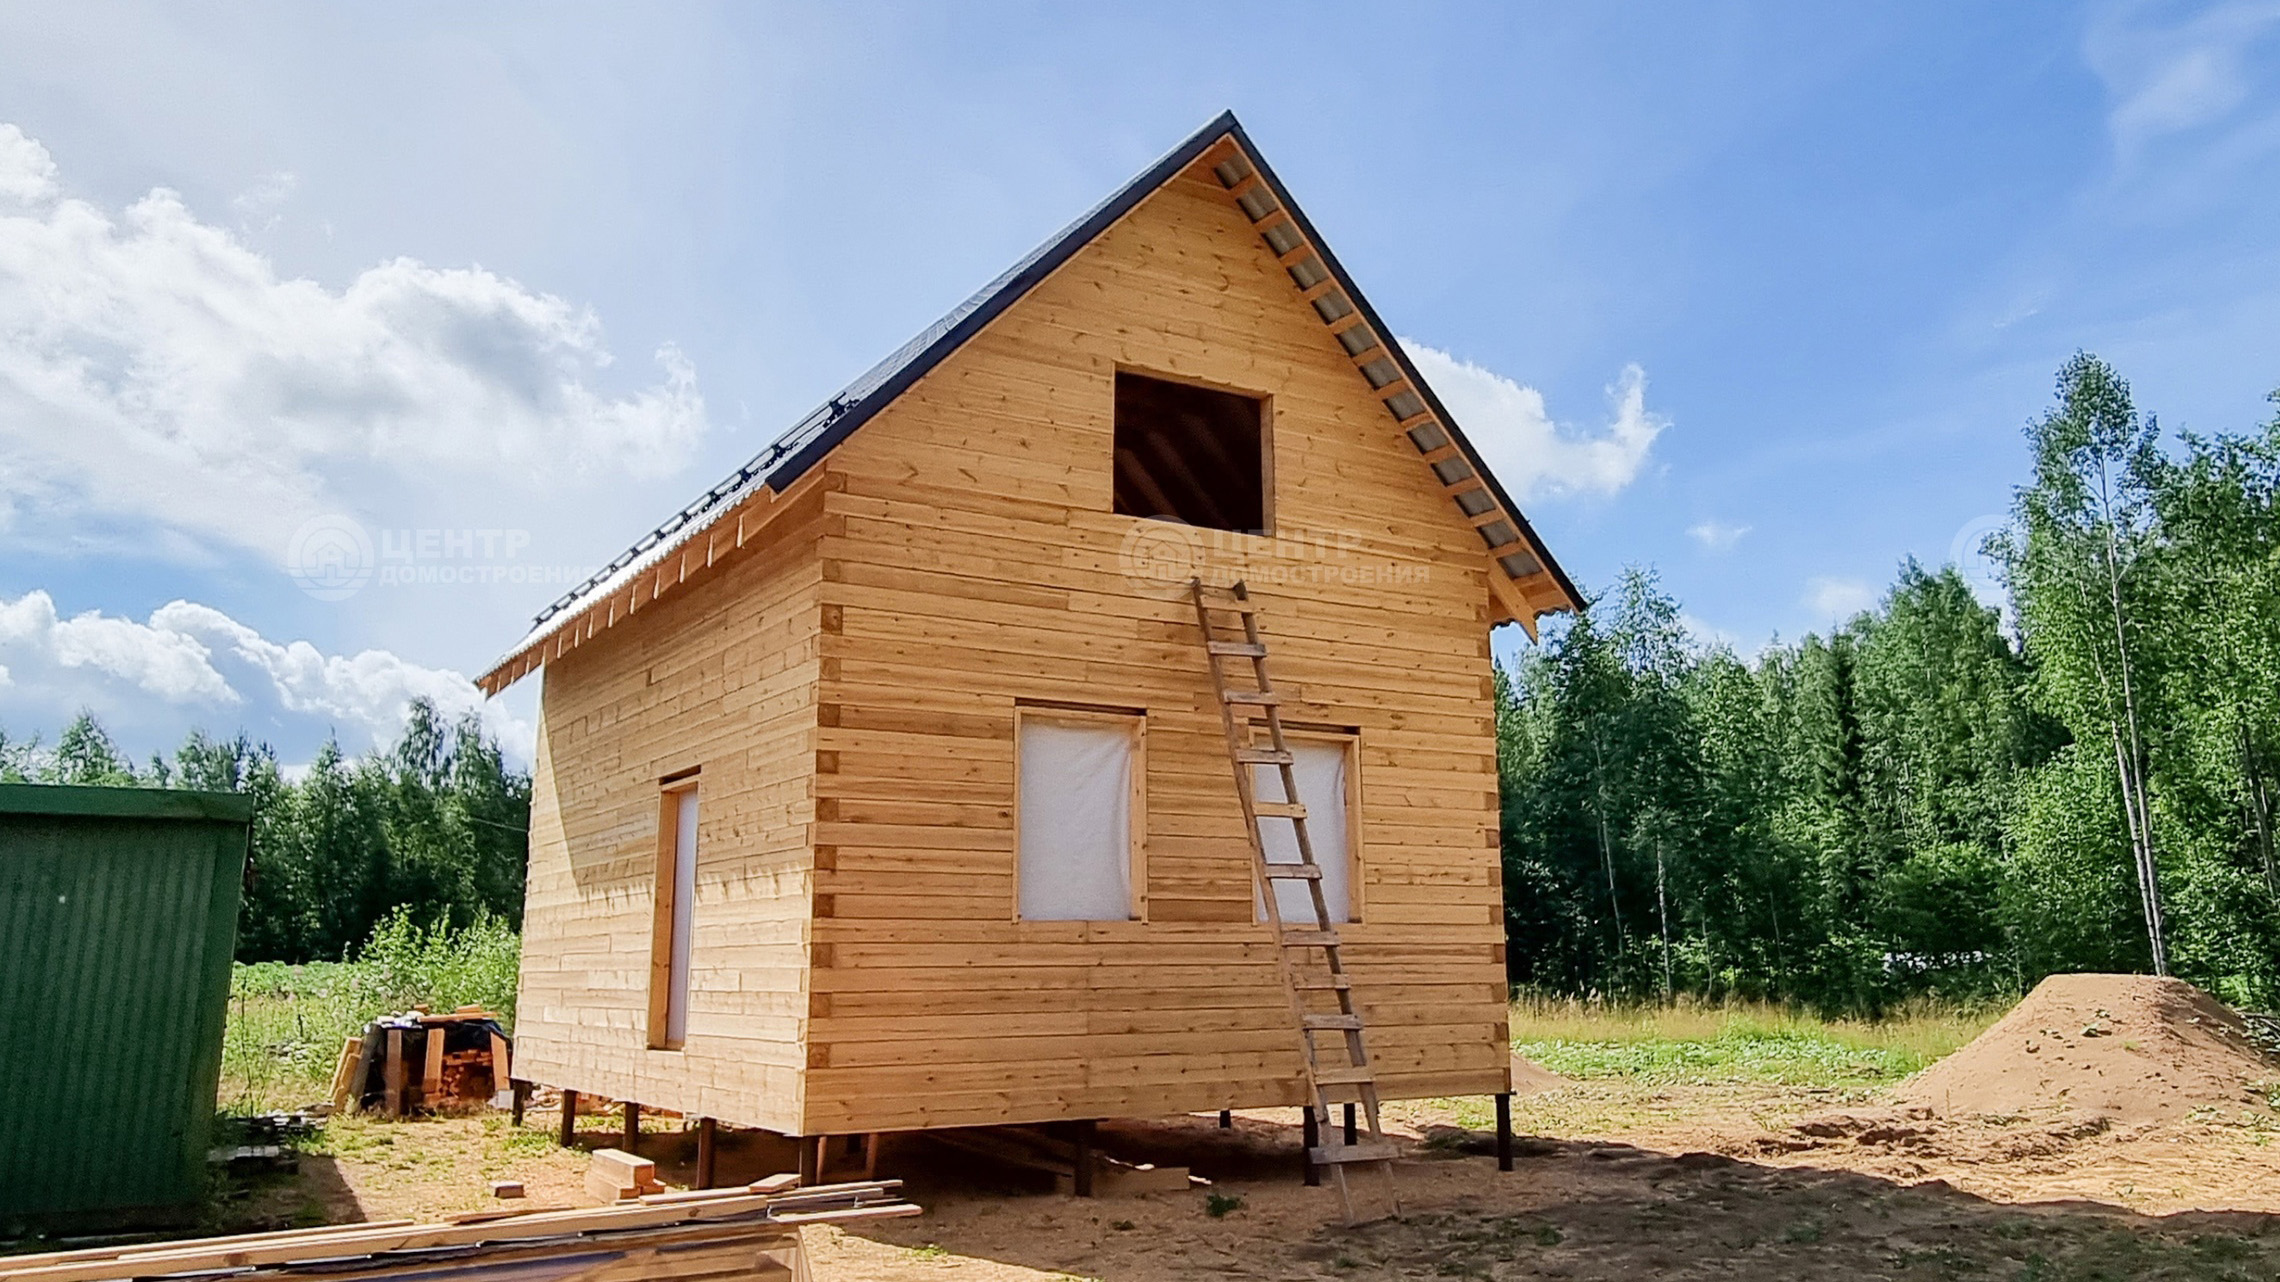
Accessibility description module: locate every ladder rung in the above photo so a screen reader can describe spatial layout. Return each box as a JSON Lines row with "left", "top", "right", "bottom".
{"left": 1281, "top": 929, "right": 1341, "bottom": 948}
{"left": 1302, "top": 1013, "right": 1363, "bottom": 1032}
{"left": 1309, "top": 1140, "right": 1399, "bottom": 1165}
{"left": 1199, "top": 598, "right": 1263, "bottom": 615}
{"left": 1221, "top": 689, "right": 1280, "bottom": 705}
{"left": 1253, "top": 801, "right": 1308, "bottom": 820}
{"left": 1264, "top": 861, "right": 1321, "bottom": 879}
{"left": 1292, "top": 975, "right": 1351, "bottom": 990}
{"left": 1235, "top": 748, "right": 1294, "bottom": 765}
{"left": 1206, "top": 641, "right": 1267, "bottom": 657}
{"left": 1311, "top": 1066, "right": 1377, "bottom": 1087}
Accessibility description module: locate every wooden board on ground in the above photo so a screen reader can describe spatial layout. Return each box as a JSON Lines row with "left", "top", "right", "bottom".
{"left": 328, "top": 1035, "right": 362, "bottom": 1111}
{"left": 0, "top": 1180, "right": 917, "bottom": 1282}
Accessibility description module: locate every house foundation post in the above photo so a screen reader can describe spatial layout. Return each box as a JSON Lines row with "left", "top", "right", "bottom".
{"left": 697, "top": 1117, "right": 718, "bottom": 1189}
{"left": 797, "top": 1135, "right": 820, "bottom": 1186}
{"left": 1302, "top": 1108, "right": 1321, "bottom": 1187}
{"left": 558, "top": 1089, "right": 579, "bottom": 1147}
{"left": 1496, "top": 1093, "right": 1513, "bottom": 1172}
{"left": 1073, "top": 1120, "right": 1095, "bottom": 1198}
{"left": 623, "top": 1102, "right": 641, "bottom": 1155}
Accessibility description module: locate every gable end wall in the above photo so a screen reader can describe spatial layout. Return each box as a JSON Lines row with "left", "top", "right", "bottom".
{"left": 802, "top": 158, "right": 1509, "bottom": 1133}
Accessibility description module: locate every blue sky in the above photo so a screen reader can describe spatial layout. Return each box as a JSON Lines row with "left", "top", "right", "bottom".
{"left": 0, "top": 1, "right": 2276, "bottom": 765}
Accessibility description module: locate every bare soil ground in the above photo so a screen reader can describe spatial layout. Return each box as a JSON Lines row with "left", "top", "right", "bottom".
{"left": 198, "top": 1075, "right": 2280, "bottom": 1281}
{"left": 189, "top": 977, "right": 2280, "bottom": 1280}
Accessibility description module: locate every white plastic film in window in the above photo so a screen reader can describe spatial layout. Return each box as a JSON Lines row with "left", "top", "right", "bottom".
{"left": 1255, "top": 740, "right": 1352, "bottom": 924}
{"left": 1017, "top": 719, "right": 1136, "bottom": 921}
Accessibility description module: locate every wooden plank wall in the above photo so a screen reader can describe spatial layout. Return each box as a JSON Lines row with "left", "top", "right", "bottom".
{"left": 514, "top": 495, "right": 826, "bottom": 1134}
{"left": 802, "top": 157, "right": 1509, "bottom": 1134}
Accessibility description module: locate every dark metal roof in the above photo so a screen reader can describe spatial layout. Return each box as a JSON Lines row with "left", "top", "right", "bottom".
{"left": 501, "top": 109, "right": 1576, "bottom": 662}
{"left": 0, "top": 781, "right": 254, "bottom": 823}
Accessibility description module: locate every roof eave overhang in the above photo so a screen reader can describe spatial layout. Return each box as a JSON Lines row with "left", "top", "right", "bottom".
{"left": 476, "top": 110, "right": 1582, "bottom": 691}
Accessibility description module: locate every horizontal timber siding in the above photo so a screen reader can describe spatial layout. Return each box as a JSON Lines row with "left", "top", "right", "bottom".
{"left": 515, "top": 497, "right": 825, "bottom": 1133}
{"left": 803, "top": 158, "right": 1508, "bottom": 1133}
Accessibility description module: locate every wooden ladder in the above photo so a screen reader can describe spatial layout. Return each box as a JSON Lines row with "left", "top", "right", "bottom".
{"left": 1188, "top": 578, "right": 1400, "bottom": 1225}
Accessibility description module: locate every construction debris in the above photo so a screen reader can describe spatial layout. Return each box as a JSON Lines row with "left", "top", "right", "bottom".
{"left": 334, "top": 1007, "right": 513, "bottom": 1117}
{"left": 0, "top": 1178, "right": 918, "bottom": 1282}
{"left": 488, "top": 1180, "right": 525, "bottom": 1199}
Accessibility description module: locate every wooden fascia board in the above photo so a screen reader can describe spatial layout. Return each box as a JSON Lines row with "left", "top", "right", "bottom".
{"left": 1207, "top": 125, "right": 1585, "bottom": 628}
{"left": 473, "top": 469, "right": 829, "bottom": 693}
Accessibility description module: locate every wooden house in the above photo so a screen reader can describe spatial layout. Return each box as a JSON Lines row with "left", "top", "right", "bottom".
{"left": 477, "top": 111, "right": 1580, "bottom": 1173}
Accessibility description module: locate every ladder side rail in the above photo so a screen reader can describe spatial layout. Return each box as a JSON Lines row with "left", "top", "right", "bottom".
{"left": 1194, "top": 579, "right": 1395, "bottom": 1222}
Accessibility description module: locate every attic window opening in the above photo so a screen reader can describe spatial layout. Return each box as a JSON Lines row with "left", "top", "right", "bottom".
{"left": 1113, "top": 372, "right": 1268, "bottom": 534}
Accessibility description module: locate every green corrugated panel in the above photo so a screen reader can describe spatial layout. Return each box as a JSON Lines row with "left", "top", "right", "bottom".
{"left": 0, "top": 783, "right": 250, "bottom": 1227}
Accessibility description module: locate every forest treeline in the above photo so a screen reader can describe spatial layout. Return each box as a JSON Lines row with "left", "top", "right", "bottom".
{"left": 0, "top": 700, "right": 528, "bottom": 962}
{"left": 1504, "top": 355, "right": 2280, "bottom": 1012}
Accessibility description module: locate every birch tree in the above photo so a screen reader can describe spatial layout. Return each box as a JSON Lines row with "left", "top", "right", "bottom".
{"left": 2001, "top": 354, "right": 2172, "bottom": 974}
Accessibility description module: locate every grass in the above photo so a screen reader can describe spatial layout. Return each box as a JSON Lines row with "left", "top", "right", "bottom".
{"left": 220, "top": 913, "right": 520, "bottom": 1114}
{"left": 1510, "top": 993, "right": 2001, "bottom": 1088}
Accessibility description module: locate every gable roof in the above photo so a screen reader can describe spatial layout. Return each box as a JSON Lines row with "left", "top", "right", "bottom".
{"left": 477, "top": 111, "right": 1578, "bottom": 694}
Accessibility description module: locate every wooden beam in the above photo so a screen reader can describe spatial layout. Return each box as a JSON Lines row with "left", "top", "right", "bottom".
{"left": 1487, "top": 566, "right": 1538, "bottom": 641}
{"left": 383, "top": 1029, "right": 405, "bottom": 1118}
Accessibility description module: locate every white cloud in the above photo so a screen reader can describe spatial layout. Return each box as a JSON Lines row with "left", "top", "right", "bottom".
{"left": 0, "top": 124, "right": 56, "bottom": 204}
{"left": 2086, "top": 3, "right": 2280, "bottom": 156}
{"left": 0, "top": 590, "right": 234, "bottom": 703}
{"left": 1679, "top": 611, "right": 1744, "bottom": 652}
{"left": 1399, "top": 340, "right": 1664, "bottom": 501}
{"left": 0, "top": 589, "right": 528, "bottom": 756}
{"left": 1687, "top": 519, "right": 1750, "bottom": 552}
{"left": 152, "top": 600, "right": 524, "bottom": 752}
{"left": 230, "top": 171, "right": 298, "bottom": 234}
{"left": 0, "top": 122, "right": 707, "bottom": 559}
{"left": 1804, "top": 576, "right": 1877, "bottom": 623}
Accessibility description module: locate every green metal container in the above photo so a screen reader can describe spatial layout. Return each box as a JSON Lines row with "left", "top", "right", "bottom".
{"left": 0, "top": 783, "right": 251, "bottom": 1228}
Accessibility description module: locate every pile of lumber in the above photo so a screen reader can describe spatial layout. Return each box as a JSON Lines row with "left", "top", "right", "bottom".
{"left": 0, "top": 1177, "right": 917, "bottom": 1282}
{"left": 586, "top": 1147, "right": 666, "bottom": 1202}
{"left": 330, "top": 1006, "right": 513, "bottom": 1117}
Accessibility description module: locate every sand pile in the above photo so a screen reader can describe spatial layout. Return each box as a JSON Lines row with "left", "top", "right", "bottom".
{"left": 1891, "top": 973, "right": 2276, "bottom": 1125}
